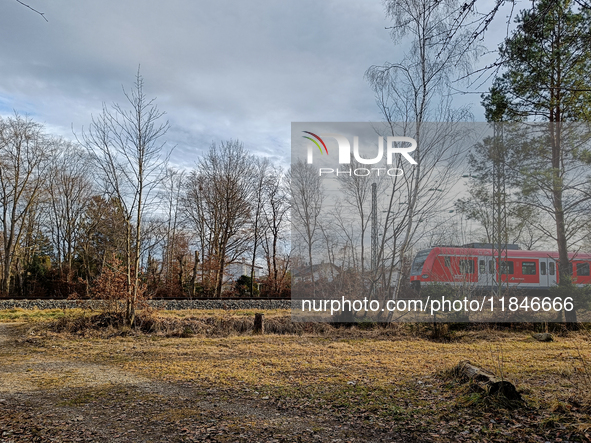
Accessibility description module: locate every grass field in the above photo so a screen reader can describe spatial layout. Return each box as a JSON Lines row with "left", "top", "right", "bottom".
{"left": 0, "top": 309, "right": 590, "bottom": 442}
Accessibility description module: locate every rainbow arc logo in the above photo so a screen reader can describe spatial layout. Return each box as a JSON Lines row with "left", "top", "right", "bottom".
{"left": 302, "top": 131, "right": 328, "bottom": 155}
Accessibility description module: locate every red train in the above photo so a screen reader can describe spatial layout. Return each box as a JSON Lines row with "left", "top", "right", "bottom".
{"left": 410, "top": 243, "right": 591, "bottom": 291}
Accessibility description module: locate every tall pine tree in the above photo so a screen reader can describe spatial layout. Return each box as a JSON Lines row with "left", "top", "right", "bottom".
{"left": 484, "top": 0, "right": 591, "bottom": 322}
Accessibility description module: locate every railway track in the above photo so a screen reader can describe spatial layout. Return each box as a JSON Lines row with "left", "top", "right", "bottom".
{"left": 2, "top": 297, "right": 291, "bottom": 301}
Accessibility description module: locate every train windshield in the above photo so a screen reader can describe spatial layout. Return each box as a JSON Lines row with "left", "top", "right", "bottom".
{"left": 411, "top": 250, "right": 431, "bottom": 275}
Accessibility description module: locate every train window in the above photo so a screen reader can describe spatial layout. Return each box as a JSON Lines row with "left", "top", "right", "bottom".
{"left": 576, "top": 262, "right": 590, "bottom": 276}
{"left": 500, "top": 261, "right": 514, "bottom": 275}
{"left": 411, "top": 250, "right": 431, "bottom": 275}
{"left": 459, "top": 259, "right": 474, "bottom": 274}
{"left": 522, "top": 261, "right": 537, "bottom": 275}
{"left": 489, "top": 260, "right": 494, "bottom": 274}
{"left": 549, "top": 262, "right": 555, "bottom": 275}
{"left": 444, "top": 256, "right": 450, "bottom": 267}
{"left": 479, "top": 260, "right": 485, "bottom": 274}
{"left": 540, "top": 262, "right": 547, "bottom": 275}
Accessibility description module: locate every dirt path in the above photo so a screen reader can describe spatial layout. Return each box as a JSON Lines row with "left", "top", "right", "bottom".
{"left": 0, "top": 322, "right": 16, "bottom": 345}
{"left": 0, "top": 323, "right": 152, "bottom": 394}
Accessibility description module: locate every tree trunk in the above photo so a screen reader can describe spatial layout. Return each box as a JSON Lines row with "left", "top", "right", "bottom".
{"left": 190, "top": 250, "right": 199, "bottom": 297}
{"left": 177, "top": 254, "right": 185, "bottom": 292}
{"left": 2, "top": 232, "right": 14, "bottom": 297}
{"left": 125, "top": 220, "right": 132, "bottom": 321}
{"left": 551, "top": 124, "right": 577, "bottom": 324}
{"left": 453, "top": 360, "right": 522, "bottom": 401}
{"left": 216, "top": 252, "right": 226, "bottom": 298}
{"left": 1, "top": 256, "right": 11, "bottom": 297}
{"left": 253, "top": 313, "right": 264, "bottom": 334}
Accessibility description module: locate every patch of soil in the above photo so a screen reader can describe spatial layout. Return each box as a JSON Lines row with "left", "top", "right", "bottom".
{"left": 0, "top": 382, "right": 415, "bottom": 443}
{"left": 0, "top": 323, "right": 414, "bottom": 442}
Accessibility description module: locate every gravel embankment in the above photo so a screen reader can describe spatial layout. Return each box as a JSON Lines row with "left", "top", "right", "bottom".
{"left": 0, "top": 299, "right": 294, "bottom": 311}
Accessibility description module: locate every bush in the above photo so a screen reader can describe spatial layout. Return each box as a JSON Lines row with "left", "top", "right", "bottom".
{"left": 235, "top": 275, "right": 260, "bottom": 297}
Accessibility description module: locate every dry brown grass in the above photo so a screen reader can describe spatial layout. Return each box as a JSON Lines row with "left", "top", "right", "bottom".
{"left": 0, "top": 308, "right": 87, "bottom": 322}
{"left": 3, "top": 310, "right": 591, "bottom": 440}
{"left": 22, "top": 313, "right": 591, "bottom": 411}
{"left": 42, "top": 309, "right": 339, "bottom": 338}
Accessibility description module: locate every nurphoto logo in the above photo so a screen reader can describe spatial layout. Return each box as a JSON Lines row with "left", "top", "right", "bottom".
{"left": 302, "top": 130, "right": 417, "bottom": 177}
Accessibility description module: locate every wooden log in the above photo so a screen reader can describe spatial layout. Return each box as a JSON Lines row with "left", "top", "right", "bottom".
{"left": 253, "top": 313, "right": 264, "bottom": 334}
{"left": 532, "top": 333, "right": 553, "bottom": 342}
{"left": 454, "top": 360, "right": 522, "bottom": 401}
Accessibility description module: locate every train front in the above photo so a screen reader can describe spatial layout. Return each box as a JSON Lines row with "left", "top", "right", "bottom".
{"left": 409, "top": 249, "right": 433, "bottom": 291}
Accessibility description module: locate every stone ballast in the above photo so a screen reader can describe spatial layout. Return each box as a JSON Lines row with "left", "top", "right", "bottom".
{"left": 0, "top": 299, "right": 294, "bottom": 311}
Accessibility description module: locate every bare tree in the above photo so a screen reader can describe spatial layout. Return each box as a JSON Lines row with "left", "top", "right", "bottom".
{"left": 365, "top": 0, "right": 476, "bottom": 305}
{"left": 0, "top": 114, "right": 52, "bottom": 297}
{"left": 260, "top": 167, "right": 291, "bottom": 296}
{"left": 184, "top": 171, "right": 213, "bottom": 294}
{"left": 46, "top": 140, "right": 95, "bottom": 280}
{"left": 158, "top": 168, "right": 186, "bottom": 296}
{"left": 336, "top": 160, "right": 374, "bottom": 277}
{"left": 184, "top": 140, "right": 254, "bottom": 297}
{"left": 247, "top": 158, "right": 271, "bottom": 297}
{"left": 289, "top": 160, "right": 324, "bottom": 294}
{"left": 80, "top": 70, "right": 170, "bottom": 325}
{"left": 456, "top": 181, "right": 546, "bottom": 250}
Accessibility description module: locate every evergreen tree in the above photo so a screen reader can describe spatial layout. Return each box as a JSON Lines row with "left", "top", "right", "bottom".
{"left": 483, "top": 0, "right": 591, "bottom": 322}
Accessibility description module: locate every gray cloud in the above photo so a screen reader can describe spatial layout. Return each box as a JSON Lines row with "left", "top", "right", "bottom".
{"left": 0, "top": 0, "right": 497, "bottom": 169}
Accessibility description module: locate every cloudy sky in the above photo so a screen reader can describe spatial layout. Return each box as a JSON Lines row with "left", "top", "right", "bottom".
{"left": 0, "top": 0, "right": 507, "bottom": 169}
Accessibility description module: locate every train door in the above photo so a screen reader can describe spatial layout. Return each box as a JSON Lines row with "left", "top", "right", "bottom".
{"left": 549, "top": 258, "right": 558, "bottom": 286}
{"left": 539, "top": 257, "right": 557, "bottom": 288}
{"left": 478, "top": 256, "right": 493, "bottom": 289}
{"left": 487, "top": 257, "right": 498, "bottom": 289}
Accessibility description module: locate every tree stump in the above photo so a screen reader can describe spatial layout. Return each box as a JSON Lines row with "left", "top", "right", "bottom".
{"left": 454, "top": 360, "right": 522, "bottom": 401}
{"left": 253, "top": 313, "right": 264, "bottom": 334}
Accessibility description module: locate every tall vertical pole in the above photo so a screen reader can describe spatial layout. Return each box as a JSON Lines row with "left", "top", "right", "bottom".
{"left": 371, "top": 182, "right": 378, "bottom": 272}
{"left": 491, "top": 123, "right": 508, "bottom": 296}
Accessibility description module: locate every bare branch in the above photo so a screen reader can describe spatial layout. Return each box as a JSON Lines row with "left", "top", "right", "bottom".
{"left": 15, "top": 0, "right": 48, "bottom": 21}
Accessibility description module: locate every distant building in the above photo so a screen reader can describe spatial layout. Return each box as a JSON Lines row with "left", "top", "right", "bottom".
{"left": 225, "top": 258, "right": 264, "bottom": 282}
